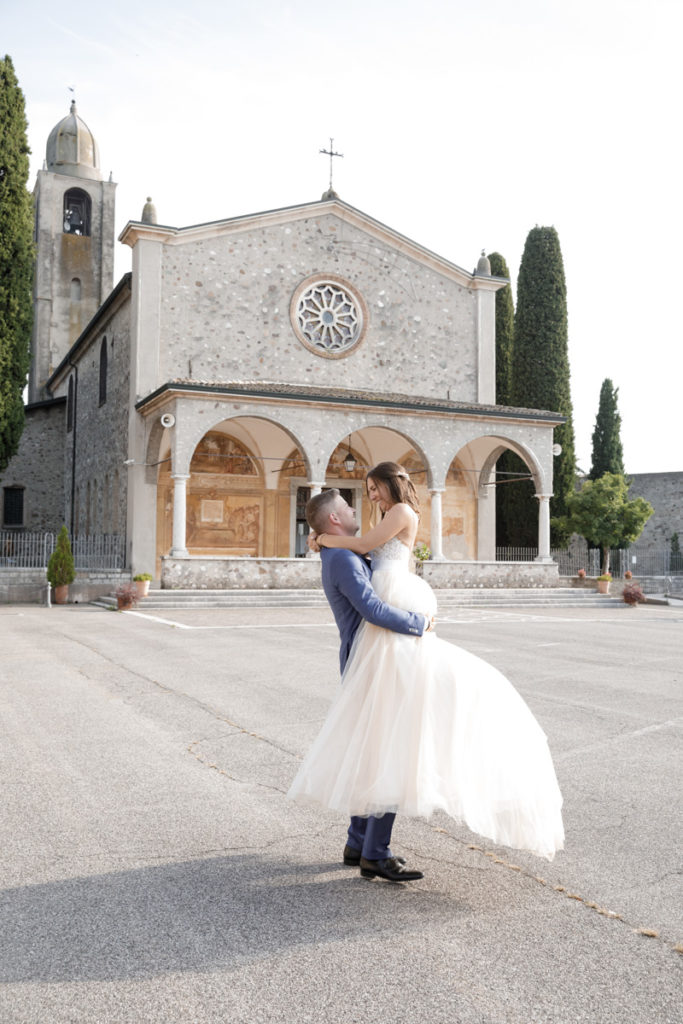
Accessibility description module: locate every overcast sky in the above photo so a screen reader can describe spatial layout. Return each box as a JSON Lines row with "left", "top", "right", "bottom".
{"left": 5, "top": 0, "right": 682, "bottom": 474}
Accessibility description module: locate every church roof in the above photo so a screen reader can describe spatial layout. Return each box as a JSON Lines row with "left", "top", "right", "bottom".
{"left": 46, "top": 101, "right": 103, "bottom": 181}
{"left": 136, "top": 379, "right": 565, "bottom": 424}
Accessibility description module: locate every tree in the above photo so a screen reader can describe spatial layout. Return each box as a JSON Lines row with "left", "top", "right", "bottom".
{"left": 488, "top": 251, "right": 518, "bottom": 546}
{"left": 509, "top": 226, "right": 576, "bottom": 547}
{"left": 488, "top": 252, "right": 514, "bottom": 406}
{"left": 589, "top": 378, "right": 624, "bottom": 480}
{"left": 560, "top": 473, "right": 653, "bottom": 574}
{"left": 0, "top": 56, "right": 33, "bottom": 474}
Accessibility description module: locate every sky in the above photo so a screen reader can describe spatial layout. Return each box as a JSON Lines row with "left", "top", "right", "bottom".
{"left": 4, "top": 0, "right": 682, "bottom": 474}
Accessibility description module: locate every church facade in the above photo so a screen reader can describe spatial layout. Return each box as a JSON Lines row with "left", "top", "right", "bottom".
{"left": 1, "top": 105, "right": 565, "bottom": 586}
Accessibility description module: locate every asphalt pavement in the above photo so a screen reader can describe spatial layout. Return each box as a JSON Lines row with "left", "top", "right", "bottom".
{"left": 1, "top": 600, "right": 681, "bottom": 1023}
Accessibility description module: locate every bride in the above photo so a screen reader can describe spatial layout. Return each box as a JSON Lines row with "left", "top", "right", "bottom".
{"left": 287, "top": 461, "right": 564, "bottom": 861}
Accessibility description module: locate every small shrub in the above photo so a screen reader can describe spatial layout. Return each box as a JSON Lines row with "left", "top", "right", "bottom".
{"left": 413, "top": 542, "right": 431, "bottom": 562}
{"left": 47, "top": 526, "right": 76, "bottom": 587}
{"left": 623, "top": 582, "right": 645, "bottom": 606}
{"left": 133, "top": 573, "right": 152, "bottom": 582}
{"left": 115, "top": 583, "right": 138, "bottom": 608}
{"left": 597, "top": 573, "right": 612, "bottom": 582}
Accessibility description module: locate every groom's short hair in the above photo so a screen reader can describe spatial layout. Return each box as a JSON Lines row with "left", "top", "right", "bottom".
{"left": 306, "top": 488, "right": 341, "bottom": 534}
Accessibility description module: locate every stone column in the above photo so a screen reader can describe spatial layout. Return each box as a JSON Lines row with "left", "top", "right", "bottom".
{"left": 429, "top": 489, "right": 445, "bottom": 561}
{"left": 535, "top": 493, "right": 553, "bottom": 563}
{"left": 170, "top": 474, "right": 190, "bottom": 557}
{"left": 477, "top": 486, "right": 496, "bottom": 560}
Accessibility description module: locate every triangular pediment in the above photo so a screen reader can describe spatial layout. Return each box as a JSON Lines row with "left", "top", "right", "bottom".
{"left": 119, "top": 198, "right": 505, "bottom": 292}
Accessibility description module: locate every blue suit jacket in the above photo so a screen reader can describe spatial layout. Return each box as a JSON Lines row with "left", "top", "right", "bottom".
{"left": 320, "top": 548, "right": 426, "bottom": 674}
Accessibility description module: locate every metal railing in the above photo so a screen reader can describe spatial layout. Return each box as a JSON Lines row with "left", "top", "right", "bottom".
{"left": 496, "top": 545, "right": 683, "bottom": 578}
{"left": 0, "top": 531, "right": 125, "bottom": 569}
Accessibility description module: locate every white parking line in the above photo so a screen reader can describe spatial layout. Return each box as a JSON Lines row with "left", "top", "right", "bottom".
{"left": 122, "top": 610, "right": 337, "bottom": 630}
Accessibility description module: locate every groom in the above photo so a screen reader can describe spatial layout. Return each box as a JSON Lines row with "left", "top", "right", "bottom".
{"left": 306, "top": 488, "right": 428, "bottom": 883}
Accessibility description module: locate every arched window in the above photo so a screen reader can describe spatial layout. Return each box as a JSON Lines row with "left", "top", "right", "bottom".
{"left": 67, "top": 375, "right": 74, "bottom": 432}
{"left": 99, "top": 337, "right": 107, "bottom": 406}
{"left": 70, "top": 277, "right": 81, "bottom": 301}
{"left": 63, "top": 188, "right": 91, "bottom": 236}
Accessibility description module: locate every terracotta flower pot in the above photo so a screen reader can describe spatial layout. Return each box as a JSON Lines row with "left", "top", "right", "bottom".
{"left": 54, "top": 584, "right": 69, "bottom": 604}
{"left": 596, "top": 580, "right": 611, "bottom": 594}
{"left": 135, "top": 579, "right": 150, "bottom": 599}
{"left": 117, "top": 595, "right": 135, "bottom": 611}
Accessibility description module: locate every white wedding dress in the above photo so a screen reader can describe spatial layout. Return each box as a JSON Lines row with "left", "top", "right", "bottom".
{"left": 288, "top": 537, "right": 565, "bottom": 860}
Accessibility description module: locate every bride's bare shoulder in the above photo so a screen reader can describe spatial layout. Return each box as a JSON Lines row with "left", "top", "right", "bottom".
{"left": 390, "top": 502, "right": 418, "bottom": 519}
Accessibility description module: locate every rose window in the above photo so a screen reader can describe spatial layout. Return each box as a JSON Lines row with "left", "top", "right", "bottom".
{"left": 292, "top": 278, "right": 365, "bottom": 357}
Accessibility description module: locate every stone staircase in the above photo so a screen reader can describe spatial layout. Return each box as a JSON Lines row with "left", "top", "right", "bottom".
{"left": 92, "top": 587, "right": 621, "bottom": 611}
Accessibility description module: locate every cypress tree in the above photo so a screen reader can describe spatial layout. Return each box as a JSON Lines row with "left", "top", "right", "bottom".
{"left": 488, "top": 252, "right": 514, "bottom": 406}
{"left": 589, "top": 378, "right": 624, "bottom": 479}
{"left": 0, "top": 56, "right": 33, "bottom": 474}
{"left": 509, "top": 226, "right": 576, "bottom": 546}
{"left": 488, "top": 251, "right": 517, "bottom": 546}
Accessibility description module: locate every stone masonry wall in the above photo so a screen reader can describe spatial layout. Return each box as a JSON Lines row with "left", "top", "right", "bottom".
{"left": 0, "top": 401, "right": 66, "bottom": 532}
{"left": 161, "top": 556, "right": 561, "bottom": 591}
{"left": 627, "top": 472, "right": 683, "bottom": 550}
{"left": 64, "top": 299, "right": 130, "bottom": 536}
{"left": 159, "top": 212, "right": 478, "bottom": 401}
{"left": 0, "top": 568, "right": 127, "bottom": 604}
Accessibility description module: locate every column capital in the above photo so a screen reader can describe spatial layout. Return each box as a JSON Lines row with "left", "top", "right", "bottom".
{"left": 428, "top": 487, "right": 446, "bottom": 495}
{"left": 307, "top": 482, "right": 326, "bottom": 489}
{"left": 535, "top": 493, "right": 553, "bottom": 501}
{"left": 171, "top": 473, "right": 190, "bottom": 482}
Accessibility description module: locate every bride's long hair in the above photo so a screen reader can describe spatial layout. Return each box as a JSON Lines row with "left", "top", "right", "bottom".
{"left": 366, "top": 462, "right": 420, "bottom": 516}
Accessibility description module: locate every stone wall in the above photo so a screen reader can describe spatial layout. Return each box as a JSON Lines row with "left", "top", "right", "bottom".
{"left": 627, "top": 472, "right": 683, "bottom": 550}
{"left": 158, "top": 212, "right": 479, "bottom": 402}
{"left": 0, "top": 400, "right": 66, "bottom": 532}
{"left": 161, "top": 556, "right": 561, "bottom": 591}
{"left": 420, "top": 560, "right": 560, "bottom": 589}
{"left": 0, "top": 567, "right": 128, "bottom": 604}
{"left": 64, "top": 298, "right": 131, "bottom": 536}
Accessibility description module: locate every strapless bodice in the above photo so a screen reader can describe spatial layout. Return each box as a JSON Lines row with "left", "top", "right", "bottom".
{"left": 369, "top": 537, "right": 411, "bottom": 572}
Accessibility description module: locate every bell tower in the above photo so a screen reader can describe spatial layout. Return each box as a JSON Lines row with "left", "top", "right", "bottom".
{"left": 29, "top": 101, "right": 116, "bottom": 402}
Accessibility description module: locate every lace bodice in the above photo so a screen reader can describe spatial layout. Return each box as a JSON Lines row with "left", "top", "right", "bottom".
{"left": 369, "top": 537, "right": 412, "bottom": 572}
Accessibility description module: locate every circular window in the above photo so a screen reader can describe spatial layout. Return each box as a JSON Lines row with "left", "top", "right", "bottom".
{"left": 290, "top": 275, "right": 367, "bottom": 358}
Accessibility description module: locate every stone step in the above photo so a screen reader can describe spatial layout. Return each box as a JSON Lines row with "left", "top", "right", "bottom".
{"left": 92, "top": 587, "right": 621, "bottom": 610}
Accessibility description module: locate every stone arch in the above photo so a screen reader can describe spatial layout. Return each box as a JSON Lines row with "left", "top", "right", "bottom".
{"left": 477, "top": 437, "right": 545, "bottom": 494}
{"left": 319, "top": 422, "right": 434, "bottom": 489}
{"left": 176, "top": 411, "right": 312, "bottom": 482}
{"left": 157, "top": 412, "right": 311, "bottom": 560}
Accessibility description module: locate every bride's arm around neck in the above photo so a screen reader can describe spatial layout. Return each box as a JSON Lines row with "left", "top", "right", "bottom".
{"left": 321, "top": 503, "right": 416, "bottom": 555}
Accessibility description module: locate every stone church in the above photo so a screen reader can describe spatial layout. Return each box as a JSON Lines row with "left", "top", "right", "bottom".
{"left": 1, "top": 103, "right": 565, "bottom": 588}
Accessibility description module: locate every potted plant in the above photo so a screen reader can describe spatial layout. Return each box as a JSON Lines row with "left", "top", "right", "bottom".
{"left": 577, "top": 568, "right": 586, "bottom": 582}
{"left": 623, "top": 581, "right": 645, "bottom": 606}
{"left": 47, "top": 525, "right": 76, "bottom": 604}
{"left": 624, "top": 570, "right": 633, "bottom": 580}
{"left": 133, "top": 572, "right": 152, "bottom": 599}
{"left": 413, "top": 542, "right": 431, "bottom": 576}
{"left": 115, "top": 582, "right": 138, "bottom": 610}
{"left": 596, "top": 572, "right": 612, "bottom": 595}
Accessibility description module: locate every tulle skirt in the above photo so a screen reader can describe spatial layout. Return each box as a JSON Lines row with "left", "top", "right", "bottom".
{"left": 288, "top": 568, "right": 564, "bottom": 860}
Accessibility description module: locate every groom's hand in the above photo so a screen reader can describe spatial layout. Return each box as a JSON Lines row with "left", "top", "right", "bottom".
{"left": 426, "top": 616, "right": 436, "bottom": 632}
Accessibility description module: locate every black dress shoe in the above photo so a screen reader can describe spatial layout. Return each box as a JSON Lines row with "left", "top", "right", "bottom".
{"left": 360, "top": 856, "right": 424, "bottom": 882}
{"left": 343, "top": 844, "right": 362, "bottom": 865}
{"left": 343, "top": 845, "right": 406, "bottom": 867}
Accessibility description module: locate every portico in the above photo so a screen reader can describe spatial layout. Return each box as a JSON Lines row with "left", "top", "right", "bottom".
{"left": 129, "top": 381, "right": 563, "bottom": 587}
